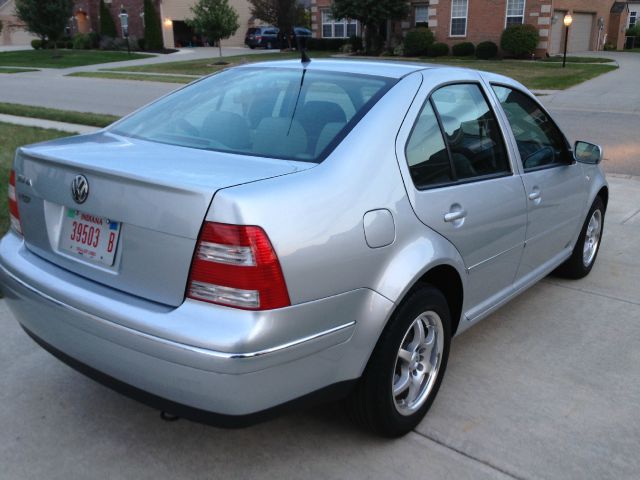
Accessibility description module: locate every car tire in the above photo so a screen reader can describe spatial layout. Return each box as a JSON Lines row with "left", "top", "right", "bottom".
{"left": 266, "top": 41, "right": 272, "bottom": 50}
{"left": 249, "top": 45, "right": 255, "bottom": 49}
{"left": 555, "top": 196, "right": 605, "bottom": 279}
{"left": 348, "top": 285, "right": 451, "bottom": 437}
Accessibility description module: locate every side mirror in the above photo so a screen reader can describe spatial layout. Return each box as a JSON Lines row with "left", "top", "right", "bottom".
{"left": 574, "top": 141, "right": 603, "bottom": 165}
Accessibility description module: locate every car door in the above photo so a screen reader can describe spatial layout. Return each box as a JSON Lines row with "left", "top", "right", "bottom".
{"left": 489, "top": 84, "right": 587, "bottom": 280}
{"left": 395, "top": 74, "right": 527, "bottom": 318}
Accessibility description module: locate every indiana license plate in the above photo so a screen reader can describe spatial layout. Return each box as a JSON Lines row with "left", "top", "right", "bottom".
{"left": 60, "top": 208, "right": 121, "bottom": 266}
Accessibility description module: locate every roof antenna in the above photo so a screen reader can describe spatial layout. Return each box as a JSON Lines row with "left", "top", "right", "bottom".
{"left": 287, "top": 34, "right": 311, "bottom": 136}
{"left": 297, "top": 34, "right": 311, "bottom": 65}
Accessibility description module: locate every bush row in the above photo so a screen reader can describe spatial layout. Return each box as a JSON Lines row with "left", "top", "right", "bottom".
{"left": 400, "top": 32, "right": 498, "bottom": 59}
{"left": 32, "top": 33, "right": 144, "bottom": 52}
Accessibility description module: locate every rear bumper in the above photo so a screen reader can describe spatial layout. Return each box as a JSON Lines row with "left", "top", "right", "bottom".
{"left": 0, "top": 232, "right": 394, "bottom": 419}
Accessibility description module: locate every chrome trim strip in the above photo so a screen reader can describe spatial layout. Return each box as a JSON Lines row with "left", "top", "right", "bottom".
{"left": 1, "top": 264, "right": 356, "bottom": 360}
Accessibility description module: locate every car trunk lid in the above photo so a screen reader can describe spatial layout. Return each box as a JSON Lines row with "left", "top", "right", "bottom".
{"left": 14, "top": 132, "right": 311, "bottom": 306}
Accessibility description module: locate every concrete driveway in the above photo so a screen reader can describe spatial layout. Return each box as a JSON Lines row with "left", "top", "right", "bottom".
{"left": 543, "top": 51, "right": 640, "bottom": 177}
{"left": 1, "top": 174, "right": 639, "bottom": 479}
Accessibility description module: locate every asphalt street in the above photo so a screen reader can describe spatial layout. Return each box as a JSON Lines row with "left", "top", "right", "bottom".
{"left": 0, "top": 48, "right": 639, "bottom": 479}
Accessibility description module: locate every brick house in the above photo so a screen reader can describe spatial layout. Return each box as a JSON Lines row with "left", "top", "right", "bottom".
{"left": 0, "top": 0, "right": 257, "bottom": 47}
{"left": 310, "top": 0, "right": 630, "bottom": 54}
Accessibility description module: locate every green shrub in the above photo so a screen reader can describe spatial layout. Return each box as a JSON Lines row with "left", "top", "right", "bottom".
{"left": 403, "top": 28, "right": 434, "bottom": 57}
{"left": 138, "top": 37, "right": 146, "bottom": 50}
{"left": 73, "top": 33, "right": 92, "bottom": 49}
{"left": 144, "top": 0, "right": 164, "bottom": 50}
{"left": 476, "top": 40, "right": 498, "bottom": 59}
{"left": 626, "top": 24, "right": 640, "bottom": 37}
{"left": 603, "top": 42, "right": 616, "bottom": 51}
{"left": 31, "top": 39, "right": 43, "bottom": 49}
{"left": 427, "top": 42, "right": 449, "bottom": 57}
{"left": 349, "top": 35, "right": 363, "bottom": 52}
{"left": 99, "top": 0, "right": 118, "bottom": 37}
{"left": 306, "top": 38, "right": 346, "bottom": 51}
{"left": 452, "top": 41, "right": 474, "bottom": 56}
{"left": 88, "top": 32, "right": 100, "bottom": 48}
{"left": 500, "top": 24, "right": 539, "bottom": 57}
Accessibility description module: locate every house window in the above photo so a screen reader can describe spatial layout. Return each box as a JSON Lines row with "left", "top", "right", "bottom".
{"left": 450, "top": 0, "right": 468, "bottom": 36}
{"left": 630, "top": 12, "right": 637, "bottom": 28}
{"left": 506, "top": 0, "right": 526, "bottom": 27}
{"left": 415, "top": 5, "right": 428, "bottom": 27}
{"left": 321, "top": 10, "right": 358, "bottom": 38}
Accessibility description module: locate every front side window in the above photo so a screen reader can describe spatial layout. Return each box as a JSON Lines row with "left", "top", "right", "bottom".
{"left": 450, "top": 0, "right": 468, "bottom": 36}
{"left": 492, "top": 85, "right": 569, "bottom": 170}
{"left": 415, "top": 5, "right": 428, "bottom": 26}
{"left": 321, "top": 9, "right": 358, "bottom": 38}
{"left": 506, "top": 0, "right": 525, "bottom": 27}
{"left": 405, "top": 83, "right": 510, "bottom": 188}
{"left": 111, "top": 68, "right": 394, "bottom": 163}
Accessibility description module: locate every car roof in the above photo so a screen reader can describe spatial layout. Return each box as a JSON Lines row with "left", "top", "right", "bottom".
{"left": 235, "top": 59, "right": 527, "bottom": 92}
{"left": 238, "top": 59, "right": 435, "bottom": 79}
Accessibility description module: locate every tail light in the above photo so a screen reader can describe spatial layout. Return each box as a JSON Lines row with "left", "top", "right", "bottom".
{"left": 187, "top": 222, "right": 290, "bottom": 310}
{"left": 255, "top": 35, "right": 262, "bottom": 41}
{"left": 8, "top": 170, "right": 22, "bottom": 235}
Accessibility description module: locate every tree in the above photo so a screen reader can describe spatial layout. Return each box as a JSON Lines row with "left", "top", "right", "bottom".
{"left": 0, "top": 20, "right": 3, "bottom": 37}
{"left": 143, "top": 0, "right": 164, "bottom": 51}
{"left": 188, "top": 0, "right": 239, "bottom": 56}
{"left": 99, "top": 0, "right": 117, "bottom": 38}
{"left": 248, "top": 0, "right": 298, "bottom": 48}
{"left": 15, "top": 0, "right": 74, "bottom": 48}
{"left": 331, "top": 0, "right": 408, "bottom": 54}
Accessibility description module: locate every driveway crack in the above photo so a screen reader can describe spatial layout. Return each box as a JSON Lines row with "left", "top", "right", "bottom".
{"left": 412, "top": 430, "right": 528, "bottom": 480}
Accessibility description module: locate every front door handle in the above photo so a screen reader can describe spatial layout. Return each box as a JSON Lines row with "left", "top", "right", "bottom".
{"left": 444, "top": 210, "right": 467, "bottom": 222}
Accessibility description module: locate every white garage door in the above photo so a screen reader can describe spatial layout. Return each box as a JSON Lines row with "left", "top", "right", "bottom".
{"left": 568, "top": 13, "right": 594, "bottom": 52}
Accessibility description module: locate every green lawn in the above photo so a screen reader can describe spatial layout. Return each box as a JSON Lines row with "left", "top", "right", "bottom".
{"left": 412, "top": 58, "right": 618, "bottom": 89}
{"left": 1, "top": 123, "right": 70, "bottom": 232}
{"left": 0, "top": 49, "right": 153, "bottom": 68}
{"left": 102, "top": 51, "right": 617, "bottom": 90}
{"left": 0, "top": 67, "right": 39, "bottom": 73}
{"left": 67, "top": 71, "right": 195, "bottom": 84}
{"left": 105, "top": 51, "right": 335, "bottom": 76}
{"left": 0, "top": 102, "right": 119, "bottom": 128}
{"left": 540, "top": 56, "right": 614, "bottom": 63}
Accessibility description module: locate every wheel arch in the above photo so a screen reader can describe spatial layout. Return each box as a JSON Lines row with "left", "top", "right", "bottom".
{"left": 410, "top": 264, "right": 464, "bottom": 336}
{"left": 597, "top": 185, "right": 609, "bottom": 211}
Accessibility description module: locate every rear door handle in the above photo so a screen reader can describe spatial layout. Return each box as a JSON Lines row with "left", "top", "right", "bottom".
{"left": 444, "top": 210, "right": 467, "bottom": 222}
{"left": 528, "top": 188, "right": 541, "bottom": 201}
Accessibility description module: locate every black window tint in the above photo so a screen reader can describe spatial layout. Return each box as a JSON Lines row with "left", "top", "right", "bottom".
{"left": 492, "top": 85, "right": 568, "bottom": 170}
{"left": 405, "top": 101, "right": 452, "bottom": 187}
{"left": 431, "top": 84, "right": 511, "bottom": 180}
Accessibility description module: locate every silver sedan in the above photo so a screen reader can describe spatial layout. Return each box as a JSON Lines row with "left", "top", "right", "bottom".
{"left": 1, "top": 59, "right": 607, "bottom": 437}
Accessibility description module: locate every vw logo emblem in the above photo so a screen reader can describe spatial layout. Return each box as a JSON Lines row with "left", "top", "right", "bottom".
{"left": 71, "top": 175, "right": 89, "bottom": 204}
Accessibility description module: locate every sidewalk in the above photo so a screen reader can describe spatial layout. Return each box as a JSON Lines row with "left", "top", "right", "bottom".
{"left": 0, "top": 113, "right": 101, "bottom": 134}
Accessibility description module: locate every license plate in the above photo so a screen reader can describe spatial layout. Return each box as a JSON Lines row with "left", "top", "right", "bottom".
{"left": 60, "top": 208, "right": 121, "bottom": 266}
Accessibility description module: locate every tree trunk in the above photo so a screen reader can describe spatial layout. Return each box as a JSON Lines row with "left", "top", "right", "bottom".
{"left": 218, "top": 40, "right": 222, "bottom": 58}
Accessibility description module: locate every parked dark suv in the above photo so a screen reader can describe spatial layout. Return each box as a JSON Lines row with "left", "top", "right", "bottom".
{"left": 245, "top": 26, "right": 280, "bottom": 49}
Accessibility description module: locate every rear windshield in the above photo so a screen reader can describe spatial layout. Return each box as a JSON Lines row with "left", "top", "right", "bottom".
{"left": 110, "top": 67, "right": 395, "bottom": 163}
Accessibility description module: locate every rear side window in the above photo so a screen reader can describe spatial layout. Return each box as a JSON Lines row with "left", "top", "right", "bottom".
{"left": 492, "top": 85, "right": 569, "bottom": 170}
{"left": 110, "top": 68, "right": 395, "bottom": 162}
{"left": 406, "top": 101, "right": 452, "bottom": 186}
{"left": 405, "top": 83, "right": 511, "bottom": 189}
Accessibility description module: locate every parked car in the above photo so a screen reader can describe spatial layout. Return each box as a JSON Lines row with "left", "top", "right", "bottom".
{"left": 244, "top": 26, "right": 279, "bottom": 49}
{"left": 1, "top": 60, "right": 608, "bottom": 437}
